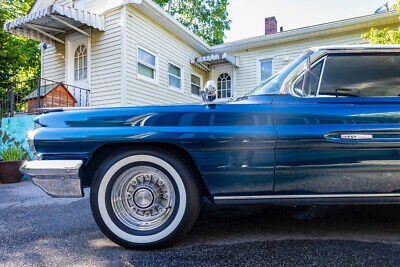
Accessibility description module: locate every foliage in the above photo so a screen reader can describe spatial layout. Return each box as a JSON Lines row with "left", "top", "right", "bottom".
{"left": 0, "top": 129, "right": 29, "bottom": 160}
{"left": 0, "top": 146, "right": 27, "bottom": 161}
{"left": 0, "top": 0, "right": 40, "bottom": 86}
{"left": 362, "top": 1, "right": 400, "bottom": 44}
{"left": 153, "top": 0, "right": 231, "bottom": 45}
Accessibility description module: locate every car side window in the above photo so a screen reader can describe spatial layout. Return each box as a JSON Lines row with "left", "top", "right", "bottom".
{"left": 293, "top": 60, "right": 324, "bottom": 97}
{"left": 318, "top": 54, "right": 400, "bottom": 97}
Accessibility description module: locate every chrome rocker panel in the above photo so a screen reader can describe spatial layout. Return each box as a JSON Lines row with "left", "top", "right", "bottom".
{"left": 214, "top": 193, "right": 400, "bottom": 205}
{"left": 20, "top": 160, "right": 84, "bottom": 198}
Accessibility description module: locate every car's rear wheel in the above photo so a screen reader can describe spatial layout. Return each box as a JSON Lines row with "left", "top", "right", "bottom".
{"left": 90, "top": 149, "right": 201, "bottom": 249}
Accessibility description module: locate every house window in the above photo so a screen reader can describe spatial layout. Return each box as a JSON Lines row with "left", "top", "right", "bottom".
{"left": 74, "top": 45, "right": 87, "bottom": 81}
{"left": 168, "top": 63, "right": 182, "bottom": 90}
{"left": 191, "top": 74, "right": 201, "bottom": 96}
{"left": 217, "top": 73, "right": 231, "bottom": 99}
{"left": 260, "top": 59, "right": 273, "bottom": 82}
{"left": 138, "top": 47, "right": 157, "bottom": 81}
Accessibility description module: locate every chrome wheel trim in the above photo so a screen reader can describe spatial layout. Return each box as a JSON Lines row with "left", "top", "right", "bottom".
{"left": 111, "top": 166, "right": 176, "bottom": 231}
{"left": 98, "top": 155, "right": 187, "bottom": 244}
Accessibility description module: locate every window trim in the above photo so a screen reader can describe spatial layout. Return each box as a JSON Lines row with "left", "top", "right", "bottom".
{"left": 257, "top": 57, "right": 274, "bottom": 84}
{"left": 168, "top": 62, "right": 184, "bottom": 91}
{"left": 217, "top": 72, "right": 232, "bottom": 99}
{"left": 74, "top": 44, "right": 88, "bottom": 81}
{"left": 190, "top": 72, "right": 203, "bottom": 98}
{"left": 137, "top": 45, "right": 158, "bottom": 84}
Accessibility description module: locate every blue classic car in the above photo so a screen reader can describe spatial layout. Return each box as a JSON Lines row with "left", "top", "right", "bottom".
{"left": 21, "top": 45, "right": 400, "bottom": 249}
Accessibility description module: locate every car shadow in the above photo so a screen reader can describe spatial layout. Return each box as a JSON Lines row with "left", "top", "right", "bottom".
{"left": 128, "top": 199, "right": 400, "bottom": 265}
{"left": 182, "top": 198, "right": 400, "bottom": 245}
{"left": 3, "top": 183, "right": 400, "bottom": 265}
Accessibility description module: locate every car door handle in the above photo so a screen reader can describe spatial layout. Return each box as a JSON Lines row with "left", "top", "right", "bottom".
{"left": 340, "top": 134, "right": 373, "bottom": 140}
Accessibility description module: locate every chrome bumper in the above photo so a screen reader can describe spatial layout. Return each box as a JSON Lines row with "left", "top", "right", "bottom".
{"left": 20, "top": 160, "right": 84, "bottom": 198}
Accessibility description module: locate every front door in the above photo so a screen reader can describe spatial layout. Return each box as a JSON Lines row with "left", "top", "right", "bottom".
{"left": 65, "top": 33, "right": 89, "bottom": 106}
{"left": 273, "top": 52, "right": 400, "bottom": 195}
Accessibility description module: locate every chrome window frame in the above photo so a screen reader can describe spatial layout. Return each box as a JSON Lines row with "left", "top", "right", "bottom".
{"left": 290, "top": 56, "right": 327, "bottom": 97}
{"left": 315, "top": 58, "right": 326, "bottom": 96}
{"left": 281, "top": 47, "right": 400, "bottom": 97}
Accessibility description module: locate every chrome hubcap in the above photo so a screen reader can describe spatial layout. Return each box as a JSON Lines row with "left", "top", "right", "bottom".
{"left": 111, "top": 166, "right": 175, "bottom": 231}
{"left": 134, "top": 188, "right": 154, "bottom": 208}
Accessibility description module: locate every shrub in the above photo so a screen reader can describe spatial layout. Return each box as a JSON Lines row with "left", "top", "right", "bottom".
{"left": 0, "top": 146, "right": 27, "bottom": 161}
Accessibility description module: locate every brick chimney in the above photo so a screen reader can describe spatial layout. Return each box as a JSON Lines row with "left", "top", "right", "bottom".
{"left": 265, "top": 16, "right": 277, "bottom": 35}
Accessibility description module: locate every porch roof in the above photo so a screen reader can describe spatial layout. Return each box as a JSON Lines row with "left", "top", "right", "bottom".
{"left": 3, "top": 4, "right": 105, "bottom": 45}
{"left": 190, "top": 53, "right": 239, "bottom": 72}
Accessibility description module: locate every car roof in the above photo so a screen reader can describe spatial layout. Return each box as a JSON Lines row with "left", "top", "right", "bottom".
{"left": 310, "top": 44, "right": 400, "bottom": 52}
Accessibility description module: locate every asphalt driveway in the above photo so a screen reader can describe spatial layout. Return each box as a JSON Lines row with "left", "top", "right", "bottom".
{"left": 2, "top": 180, "right": 400, "bottom": 266}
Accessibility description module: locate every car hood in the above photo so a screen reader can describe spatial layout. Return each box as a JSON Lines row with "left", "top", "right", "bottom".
{"left": 35, "top": 102, "right": 212, "bottom": 128}
{"left": 34, "top": 95, "right": 272, "bottom": 128}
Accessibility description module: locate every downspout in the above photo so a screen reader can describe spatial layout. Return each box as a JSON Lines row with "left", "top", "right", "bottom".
{"left": 40, "top": 43, "right": 44, "bottom": 80}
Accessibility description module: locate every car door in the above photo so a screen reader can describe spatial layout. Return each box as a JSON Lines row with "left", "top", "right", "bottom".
{"left": 189, "top": 96, "right": 276, "bottom": 197}
{"left": 273, "top": 52, "right": 400, "bottom": 195}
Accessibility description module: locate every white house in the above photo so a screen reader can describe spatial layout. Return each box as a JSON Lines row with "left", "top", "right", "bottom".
{"left": 4, "top": 0, "right": 400, "bottom": 107}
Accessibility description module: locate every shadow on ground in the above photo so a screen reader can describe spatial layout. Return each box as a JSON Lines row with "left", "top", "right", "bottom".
{"left": 1, "top": 181, "right": 400, "bottom": 265}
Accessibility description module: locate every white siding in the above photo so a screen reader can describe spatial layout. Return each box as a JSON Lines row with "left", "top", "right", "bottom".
{"left": 124, "top": 6, "right": 207, "bottom": 106}
{"left": 41, "top": 43, "right": 65, "bottom": 82}
{"left": 232, "top": 25, "right": 398, "bottom": 97}
{"left": 41, "top": 2, "right": 124, "bottom": 107}
{"left": 90, "top": 10, "right": 123, "bottom": 107}
{"left": 44, "top": 0, "right": 400, "bottom": 106}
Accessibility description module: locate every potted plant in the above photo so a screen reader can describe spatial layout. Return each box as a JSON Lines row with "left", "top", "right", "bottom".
{"left": 0, "top": 146, "right": 27, "bottom": 183}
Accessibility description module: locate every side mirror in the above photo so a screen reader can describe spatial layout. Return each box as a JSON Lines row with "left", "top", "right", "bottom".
{"left": 201, "top": 80, "right": 217, "bottom": 104}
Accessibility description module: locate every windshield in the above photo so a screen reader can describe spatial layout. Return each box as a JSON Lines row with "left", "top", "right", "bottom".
{"left": 246, "top": 51, "right": 311, "bottom": 96}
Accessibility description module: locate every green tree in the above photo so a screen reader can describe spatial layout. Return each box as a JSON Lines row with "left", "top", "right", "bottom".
{"left": 153, "top": 0, "right": 231, "bottom": 45}
{"left": 362, "top": 1, "right": 400, "bottom": 44}
{"left": 0, "top": 0, "right": 40, "bottom": 85}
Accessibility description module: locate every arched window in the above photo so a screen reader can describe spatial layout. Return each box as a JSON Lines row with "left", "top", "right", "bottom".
{"left": 74, "top": 45, "right": 87, "bottom": 81}
{"left": 217, "top": 73, "right": 232, "bottom": 99}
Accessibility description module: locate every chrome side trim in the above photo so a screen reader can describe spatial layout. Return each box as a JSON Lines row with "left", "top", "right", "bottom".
{"left": 214, "top": 193, "right": 400, "bottom": 201}
{"left": 20, "top": 160, "right": 84, "bottom": 198}
{"left": 283, "top": 48, "right": 400, "bottom": 95}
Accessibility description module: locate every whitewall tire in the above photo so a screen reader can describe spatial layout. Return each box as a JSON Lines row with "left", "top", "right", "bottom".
{"left": 90, "top": 149, "right": 201, "bottom": 249}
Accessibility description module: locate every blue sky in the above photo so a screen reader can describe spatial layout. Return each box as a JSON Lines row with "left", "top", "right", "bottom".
{"left": 225, "top": 0, "right": 394, "bottom": 42}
